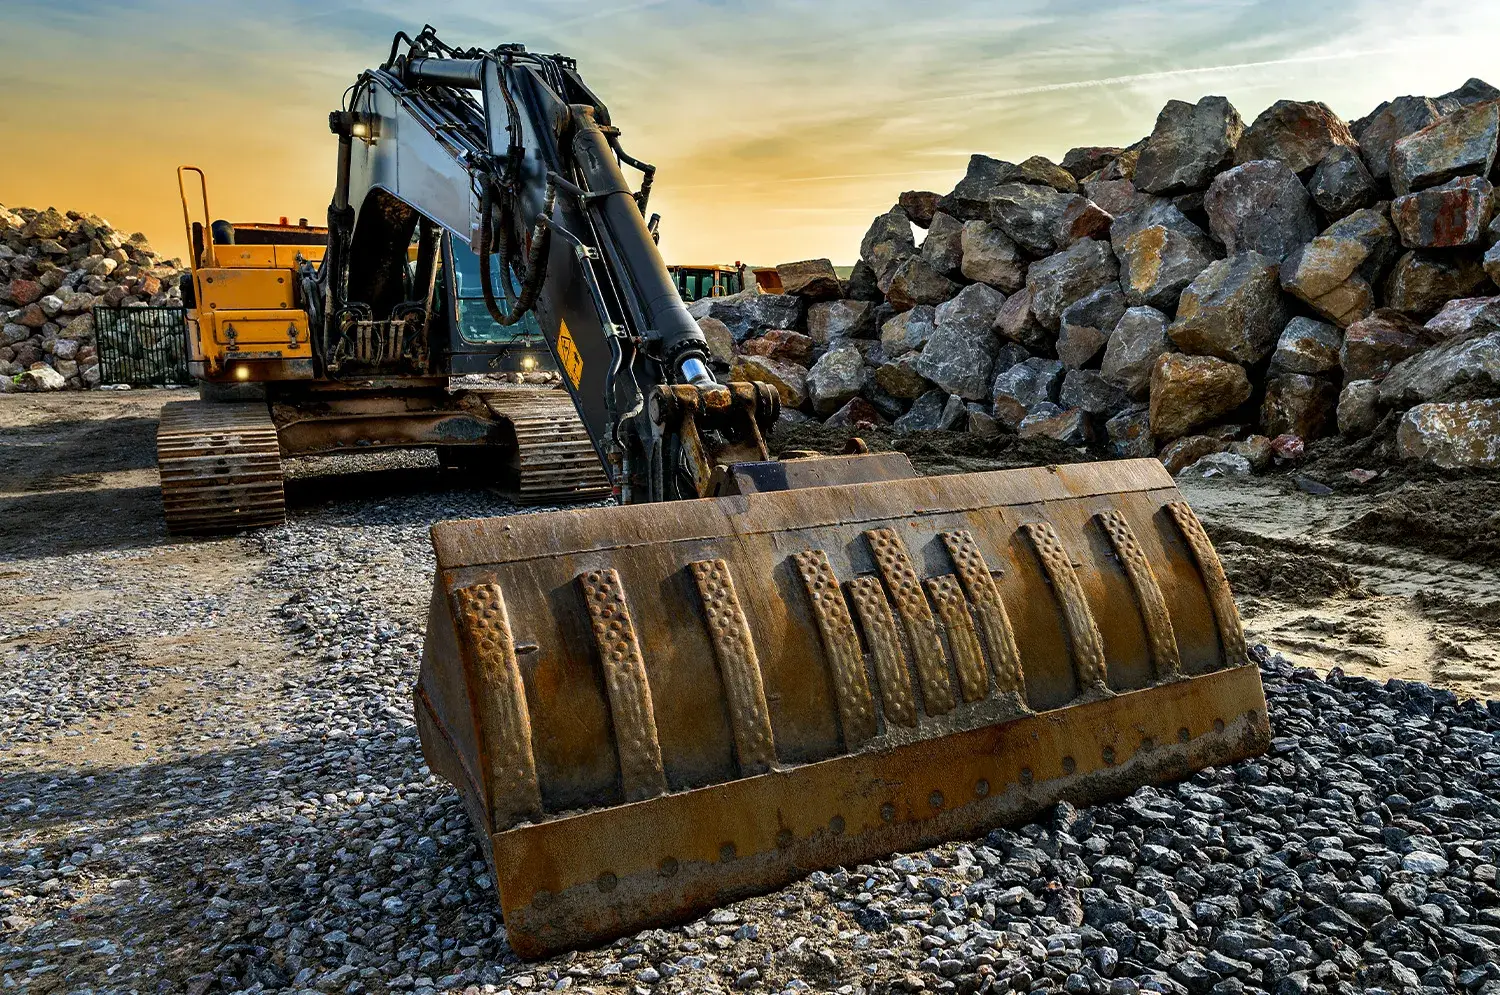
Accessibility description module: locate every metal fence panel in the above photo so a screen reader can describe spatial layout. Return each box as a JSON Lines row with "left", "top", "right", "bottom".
{"left": 93, "top": 306, "right": 192, "bottom": 386}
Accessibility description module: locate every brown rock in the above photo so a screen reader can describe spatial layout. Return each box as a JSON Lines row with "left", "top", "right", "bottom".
{"left": 740, "top": 329, "right": 815, "bottom": 366}
{"left": 1340, "top": 309, "right": 1430, "bottom": 381}
{"left": 698, "top": 316, "right": 736, "bottom": 366}
{"left": 776, "top": 259, "right": 842, "bottom": 300}
{"left": 1278, "top": 209, "right": 1400, "bottom": 327}
{"left": 823, "top": 396, "right": 888, "bottom": 430}
{"left": 886, "top": 257, "right": 961, "bottom": 311}
{"left": 1228, "top": 435, "right": 1275, "bottom": 471}
{"left": 7, "top": 279, "right": 43, "bottom": 306}
{"left": 1169, "top": 252, "right": 1287, "bottom": 364}
{"left": 1234, "top": 100, "right": 1359, "bottom": 176}
{"left": 1396, "top": 398, "right": 1500, "bottom": 467}
{"left": 1261, "top": 373, "right": 1338, "bottom": 440}
{"left": 1383, "top": 250, "right": 1491, "bottom": 316}
{"left": 1158, "top": 435, "right": 1229, "bottom": 474}
{"left": 1083, "top": 178, "right": 1142, "bottom": 218}
{"left": 1390, "top": 99, "right": 1500, "bottom": 196}
{"left": 898, "top": 191, "right": 942, "bottom": 228}
{"left": 995, "top": 286, "right": 1049, "bottom": 352}
{"left": 16, "top": 304, "right": 47, "bottom": 329}
{"left": 1149, "top": 353, "right": 1252, "bottom": 442}
{"left": 1057, "top": 198, "right": 1113, "bottom": 245}
{"left": 731, "top": 355, "right": 809, "bottom": 408}
{"left": 1062, "top": 146, "right": 1124, "bottom": 180}
{"left": 1390, "top": 176, "right": 1495, "bottom": 248}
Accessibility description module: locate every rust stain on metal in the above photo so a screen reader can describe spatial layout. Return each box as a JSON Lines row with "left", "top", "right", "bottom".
{"left": 688, "top": 559, "right": 777, "bottom": 775}
{"left": 1096, "top": 509, "right": 1182, "bottom": 680}
{"left": 846, "top": 575, "right": 919, "bottom": 728}
{"left": 1021, "top": 521, "right": 1110, "bottom": 694}
{"left": 925, "top": 575, "right": 989, "bottom": 702}
{"left": 577, "top": 569, "right": 668, "bottom": 802}
{"left": 1166, "top": 501, "right": 1247, "bottom": 666}
{"left": 451, "top": 583, "right": 543, "bottom": 827}
{"left": 792, "top": 550, "right": 878, "bottom": 747}
{"left": 941, "top": 529, "right": 1027, "bottom": 700}
{"left": 865, "top": 528, "right": 955, "bottom": 716}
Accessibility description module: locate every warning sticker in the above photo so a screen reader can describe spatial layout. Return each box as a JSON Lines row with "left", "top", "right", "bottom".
{"left": 556, "top": 319, "right": 584, "bottom": 389}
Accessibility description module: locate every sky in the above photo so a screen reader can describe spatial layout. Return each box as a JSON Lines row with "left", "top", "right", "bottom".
{"left": 2, "top": 0, "right": 1499, "bottom": 266}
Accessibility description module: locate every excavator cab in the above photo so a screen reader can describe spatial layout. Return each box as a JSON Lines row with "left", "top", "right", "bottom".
{"left": 441, "top": 234, "right": 555, "bottom": 376}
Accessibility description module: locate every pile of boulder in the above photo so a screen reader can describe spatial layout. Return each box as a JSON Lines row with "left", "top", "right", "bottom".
{"left": 0, "top": 204, "right": 183, "bottom": 391}
{"left": 696, "top": 78, "right": 1500, "bottom": 472}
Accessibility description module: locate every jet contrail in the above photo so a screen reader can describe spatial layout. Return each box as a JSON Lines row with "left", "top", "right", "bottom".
{"left": 973, "top": 49, "right": 1400, "bottom": 100}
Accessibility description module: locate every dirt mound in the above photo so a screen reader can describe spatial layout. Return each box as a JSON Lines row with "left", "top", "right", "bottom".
{"left": 1201, "top": 521, "right": 1366, "bottom": 601}
{"left": 1331, "top": 478, "right": 1500, "bottom": 567}
{"left": 771, "top": 422, "right": 1104, "bottom": 476}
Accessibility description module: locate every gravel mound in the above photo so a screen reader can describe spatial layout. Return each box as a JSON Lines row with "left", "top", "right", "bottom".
{"left": 3, "top": 483, "right": 1500, "bottom": 995}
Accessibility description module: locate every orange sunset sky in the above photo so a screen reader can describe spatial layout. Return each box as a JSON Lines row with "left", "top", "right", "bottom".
{"left": 2, "top": 0, "right": 1498, "bottom": 266}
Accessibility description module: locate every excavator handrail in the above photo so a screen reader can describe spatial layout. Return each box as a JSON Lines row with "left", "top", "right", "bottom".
{"left": 176, "top": 165, "right": 214, "bottom": 271}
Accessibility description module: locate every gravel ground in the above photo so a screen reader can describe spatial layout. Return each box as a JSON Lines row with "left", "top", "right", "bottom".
{"left": 3, "top": 394, "right": 1500, "bottom": 995}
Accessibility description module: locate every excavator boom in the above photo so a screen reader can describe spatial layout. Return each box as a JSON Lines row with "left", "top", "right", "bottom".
{"left": 354, "top": 26, "right": 1276, "bottom": 957}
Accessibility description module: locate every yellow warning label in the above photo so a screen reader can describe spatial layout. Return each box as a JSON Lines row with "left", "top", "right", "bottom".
{"left": 556, "top": 319, "right": 583, "bottom": 389}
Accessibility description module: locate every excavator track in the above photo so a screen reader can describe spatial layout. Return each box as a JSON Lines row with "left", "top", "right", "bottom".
{"left": 156, "top": 400, "right": 286, "bottom": 534}
{"left": 481, "top": 386, "right": 612, "bottom": 505}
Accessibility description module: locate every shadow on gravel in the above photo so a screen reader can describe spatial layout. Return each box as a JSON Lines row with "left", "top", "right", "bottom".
{"left": 0, "top": 485, "right": 167, "bottom": 561}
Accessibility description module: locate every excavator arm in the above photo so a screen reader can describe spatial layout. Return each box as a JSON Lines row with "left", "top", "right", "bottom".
{"left": 368, "top": 27, "right": 1273, "bottom": 959}
{"left": 322, "top": 28, "right": 779, "bottom": 502}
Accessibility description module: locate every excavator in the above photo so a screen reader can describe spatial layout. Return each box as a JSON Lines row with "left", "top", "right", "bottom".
{"left": 179, "top": 26, "right": 1272, "bottom": 958}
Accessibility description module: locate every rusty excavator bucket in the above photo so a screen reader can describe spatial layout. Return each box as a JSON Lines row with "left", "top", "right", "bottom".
{"left": 415, "top": 457, "right": 1270, "bottom": 957}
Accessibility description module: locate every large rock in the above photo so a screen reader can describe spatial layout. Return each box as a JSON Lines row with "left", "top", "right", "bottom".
{"left": 15, "top": 363, "right": 66, "bottom": 392}
{"left": 1390, "top": 100, "right": 1500, "bottom": 196}
{"left": 1083, "top": 178, "right": 1141, "bottom": 218}
{"left": 1101, "top": 306, "right": 1171, "bottom": 399}
{"left": 886, "top": 256, "right": 961, "bottom": 312}
{"left": 1378, "top": 326, "right": 1500, "bottom": 408}
{"left": 1059, "top": 368, "right": 1129, "bottom": 417}
{"left": 1204, "top": 160, "right": 1319, "bottom": 261}
{"left": 1397, "top": 398, "right": 1500, "bottom": 467}
{"left": 1261, "top": 373, "right": 1338, "bottom": 440}
{"left": 860, "top": 378, "right": 908, "bottom": 421}
{"left": 741, "top": 329, "right": 815, "bottom": 365}
{"left": 995, "top": 286, "right": 1050, "bottom": 352}
{"left": 1439, "top": 78, "right": 1500, "bottom": 110}
{"left": 960, "top": 221, "right": 1026, "bottom": 292}
{"left": 1012, "top": 155, "right": 1079, "bottom": 193}
{"left": 1158, "top": 435, "right": 1230, "bottom": 475}
{"left": 1026, "top": 239, "right": 1119, "bottom": 331}
{"left": 938, "top": 155, "right": 1014, "bottom": 221}
{"left": 991, "top": 357, "right": 1064, "bottom": 430}
{"left": 1308, "top": 146, "right": 1377, "bottom": 220}
{"left": 731, "top": 355, "right": 809, "bottom": 408}
{"left": 919, "top": 212, "right": 966, "bottom": 279}
{"left": 894, "top": 389, "right": 949, "bottom": 431}
{"left": 846, "top": 259, "right": 882, "bottom": 302}
{"left": 21, "top": 208, "right": 67, "bottom": 241}
{"left": 1270, "top": 317, "right": 1342, "bottom": 375}
{"left": 1109, "top": 200, "right": 1218, "bottom": 310}
{"left": 1056, "top": 197, "right": 1113, "bottom": 246}
{"left": 1390, "top": 176, "right": 1495, "bottom": 248}
{"left": 1235, "top": 100, "right": 1358, "bottom": 176}
{"left": 7, "top": 278, "right": 43, "bottom": 306}
{"left": 1384, "top": 249, "right": 1491, "bottom": 316}
{"left": 915, "top": 284, "right": 1005, "bottom": 400}
{"left": 806, "top": 300, "right": 874, "bottom": 344}
{"left": 1355, "top": 95, "right": 1442, "bottom": 182}
{"left": 1134, "top": 96, "right": 1244, "bottom": 195}
{"left": 1056, "top": 284, "right": 1126, "bottom": 368}
{"left": 806, "top": 345, "right": 869, "bottom": 415}
{"left": 1149, "top": 353, "right": 1252, "bottom": 441}
{"left": 776, "top": 259, "right": 842, "bottom": 300}
{"left": 1340, "top": 309, "right": 1430, "bottom": 381}
{"left": 1106, "top": 406, "right": 1154, "bottom": 457}
{"left": 697, "top": 316, "right": 737, "bottom": 366}
{"left": 823, "top": 396, "right": 888, "bottom": 430}
{"left": 874, "top": 352, "right": 933, "bottom": 400}
{"left": 1168, "top": 252, "right": 1287, "bottom": 363}
{"left": 879, "top": 305, "right": 936, "bottom": 358}
{"left": 1278, "top": 209, "right": 1400, "bottom": 327}
{"left": 1337, "top": 379, "right": 1382, "bottom": 437}
{"left": 694, "top": 292, "right": 803, "bottom": 342}
{"left": 898, "top": 190, "right": 942, "bottom": 228}
{"left": 988, "top": 183, "right": 1077, "bottom": 256}
{"left": 1018, "top": 406, "right": 1093, "bottom": 445}
{"left": 1426, "top": 296, "right": 1500, "bottom": 340}
{"left": 1063, "top": 146, "right": 1124, "bottom": 180}
{"left": 860, "top": 205, "right": 917, "bottom": 287}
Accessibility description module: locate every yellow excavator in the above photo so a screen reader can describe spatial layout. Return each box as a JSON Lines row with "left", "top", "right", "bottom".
{"left": 177, "top": 25, "right": 1271, "bottom": 958}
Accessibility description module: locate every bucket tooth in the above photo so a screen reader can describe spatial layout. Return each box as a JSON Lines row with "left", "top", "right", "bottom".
{"left": 415, "top": 457, "right": 1271, "bottom": 958}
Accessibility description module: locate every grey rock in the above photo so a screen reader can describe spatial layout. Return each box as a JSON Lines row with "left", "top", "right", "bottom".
{"left": 806, "top": 299, "right": 875, "bottom": 344}
{"left": 1059, "top": 368, "right": 1129, "bottom": 417}
{"left": 992, "top": 357, "right": 1065, "bottom": 429}
{"left": 806, "top": 344, "right": 870, "bottom": 415}
{"left": 967, "top": 403, "right": 1000, "bottom": 437}
{"left": 886, "top": 256, "right": 961, "bottom": 311}
{"left": 1110, "top": 199, "right": 1218, "bottom": 310}
{"left": 960, "top": 220, "right": 1027, "bottom": 292}
{"left": 1270, "top": 317, "right": 1343, "bottom": 375}
{"left": 1427, "top": 294, "right": 1500, "bottom": 340}
{"left": 920, "top": 212, "right": 966, "bottom": 279}
{"left": 1235, "top": 100, "right": 1359, "bottom": 177}
{"left": 1341, "top": 308, "right": 1431, "bottom": 381}
{"left": 1279, "top": 208, "right": 1401, "bottom": 327}
{"left": 1026, "top": 238, "right": 1120, "bottom": 331}
{"left": 938, "top": 155, "right": 1017, "bottom": 221}
{"left": 988, "top": 182, "right": 1079, "bottom": 256}
{"left": 894, "top": 388, "right": 949, "bottom": 431}
{"left": 1180, "top": 451, "right": 1253, "bottom": 478}
{"left": 1355, "top": 94, "right": 1443, "bottom": 182}
{"left": 1308, "top": 146, "right": 1377, "bottom": 220}
{"left": 1397, "top": 398, "right": 1500, "bottom": 467}
{"left": 996, "top": 284, "right": 1051, "bottom": 352}
{"left": 697, "top": 316, "right": 737, "bottom": 367}
{"left": 1204, "top": 159, "right": 1319, "bottom": 261}
{"left": 1391, "top": 99, "right": 1500, "bottom": 195}
{"left": 1135, "top": 96, "right": 1245, "bottom": 194}
{"left": 1085, "top": 178, "right": 1144, "bottom": 218}
{"left": 861, "top": 205, "right": 917, "bottom": 287}
{"left": 1019, "top": 405, "right": 1093, "bottom": 444}
{"left": 874, "top": 352, "right": 933, "bottom": 400}
{"left": 1170, "top": 252, "right": 1288, "bottom": 364}
{"left": 1057, "top": 284, "right": 1127, "bottom": 368}
{"left": 846, "top": 259, "right": 882, "bottom": 301}
{"left": 915, "top": 283, "right": 1005, "bottom": 400}
{"left": 1337, "top": 378, "right": 1382, "bottom": 437}
{"left": 879, "top": 304, "right": 937, "bottom": 358}
{"left": 1064, "top": 146, "right": 1125, "bottom": 179}
{"left": 1384, "top": 249, "right": 1491, "bottom": 316}
{"left": 1102, "top": 306, "right": 1173, "bottom": 399}
{"left": 1261, "top": 373, "right": 1338, "bottom": 440}
{"left": 1391, "top": 175, "right": 1496, "bottom": 248}
{"left": 695, "top": 292, "right": 804, "bottom": 342}
{"left": 1439, "top": 77, "right": 1500, "bottom": 108}
{"left": 1378, "top": 326, "right": 1500, "bottom": 408}
{"left": 822, "top": 396, "right": 888, "bottom": 429}
{"left": 1106, "top": 405, "right": 1154, "bottom": 456}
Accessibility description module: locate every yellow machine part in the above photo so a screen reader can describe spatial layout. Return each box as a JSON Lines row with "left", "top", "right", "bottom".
{"left": 415, "top": 457, "right": 1270, "bottom": 957}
